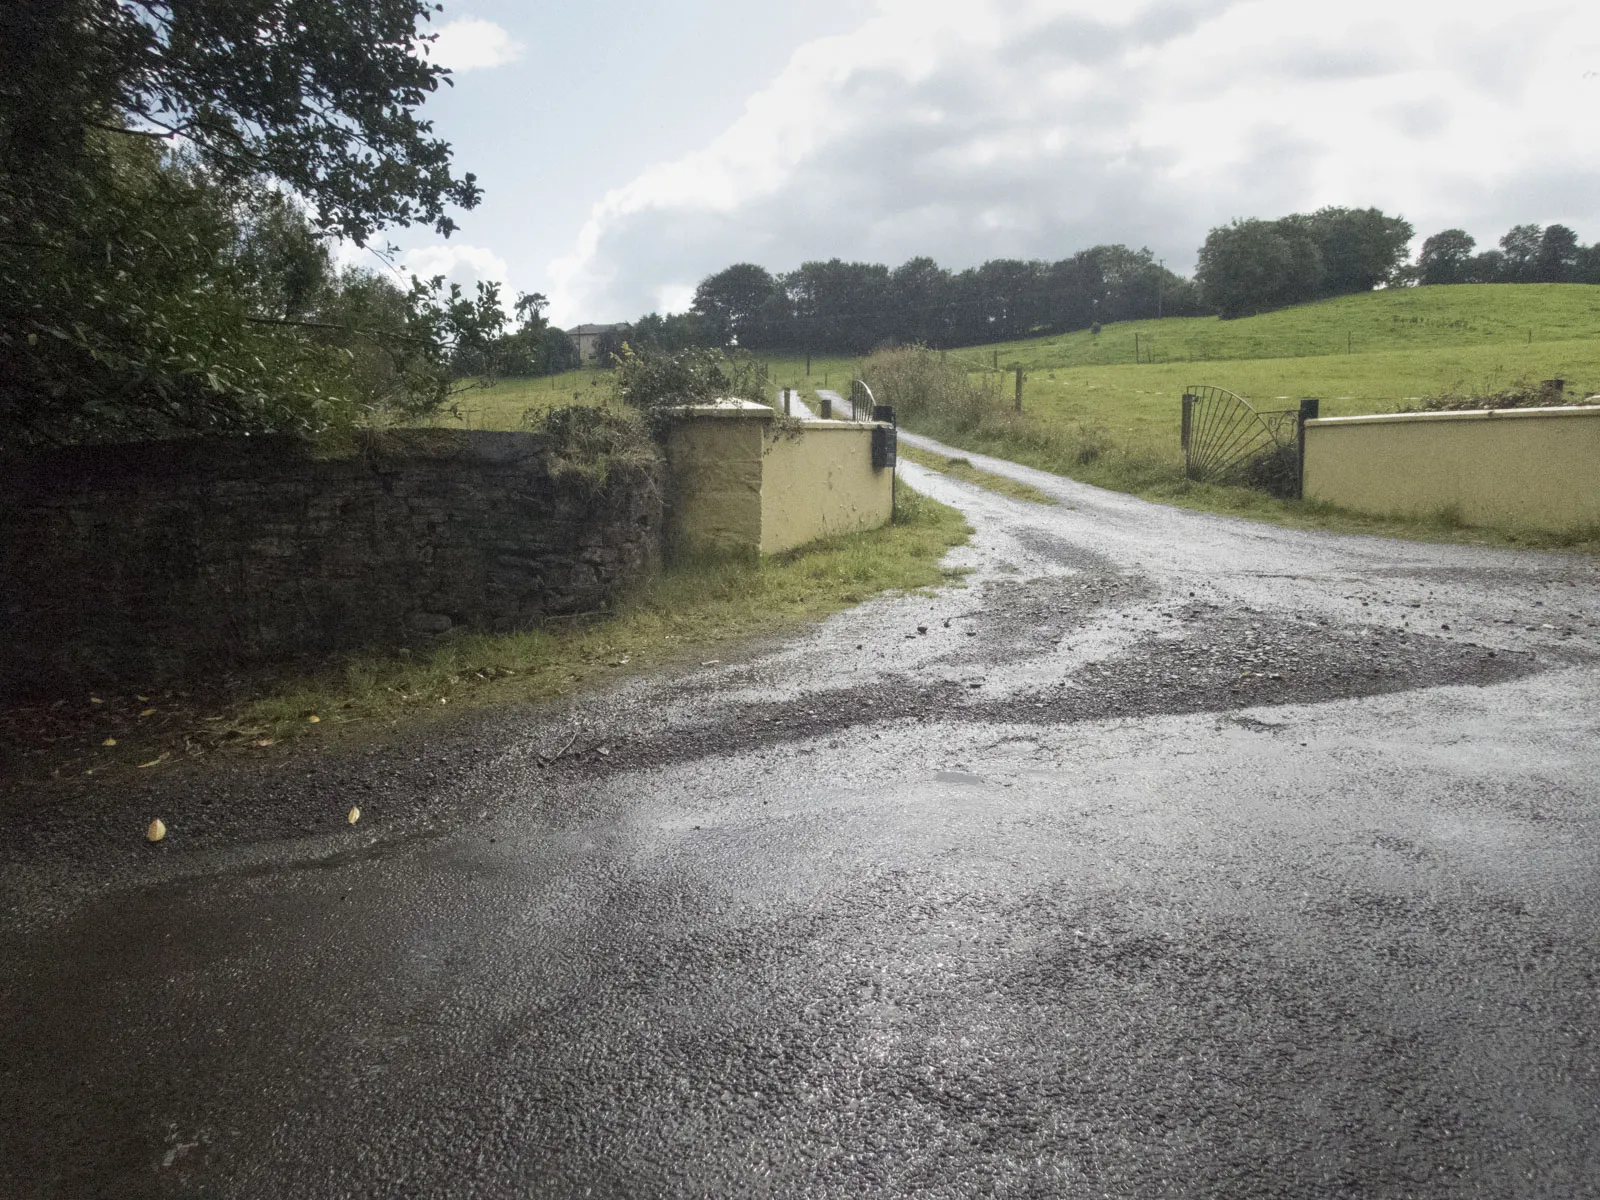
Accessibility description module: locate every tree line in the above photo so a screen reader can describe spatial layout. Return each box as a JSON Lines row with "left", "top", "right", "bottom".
{"left": 603, "top": 209, "right": 1600, "bottom": 358}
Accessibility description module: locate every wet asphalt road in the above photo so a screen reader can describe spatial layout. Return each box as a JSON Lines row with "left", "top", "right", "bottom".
{"left": 4, "top": 435, "right": 1600, "bottom": 1198}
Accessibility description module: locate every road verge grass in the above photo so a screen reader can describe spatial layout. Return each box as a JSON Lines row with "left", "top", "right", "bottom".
{"left": 906, "top": 410, "right": 1600, "bottom": 555}
{"left": 899, "top": 444, "right": 1057, "bottom": 505}
{"left": 3, "top": 483, "right": 969, "bottom": 783}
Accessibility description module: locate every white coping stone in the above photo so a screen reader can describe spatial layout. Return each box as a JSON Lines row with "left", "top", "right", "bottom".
{"left": 1305, "top": 404, "right": 1600, "bottom": 427}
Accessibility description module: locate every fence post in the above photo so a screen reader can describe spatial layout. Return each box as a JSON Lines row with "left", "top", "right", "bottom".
{"left": 806, "top": 353, "right": 811, "bottom": 377}
{"left": 1181, "top": 392, "right": 1194, "bottom": 463}
{"left": 992, "top": 349, "right": 998, "bottom": 370}
{"left": 1014, "top": 367, "right": 1024, "bottom": 412}
{"left": 783, "top": 388, "right": 791, "bottom": 417}
{"left": 1296, "top": 397, "right": 1319, "bottom": 499}
{"left": 1135, "top": 332, "right": 1140, "bottom": 363}
{"left": 819, "top": 395, "right": 832, "bottom": 419}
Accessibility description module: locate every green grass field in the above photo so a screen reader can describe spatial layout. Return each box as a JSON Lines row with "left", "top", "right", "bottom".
{"left": 424, "top": 368, "right": 613, "bottom": 430}
{"left": 967, "top": 284, "right": 1600, "bottom": 370}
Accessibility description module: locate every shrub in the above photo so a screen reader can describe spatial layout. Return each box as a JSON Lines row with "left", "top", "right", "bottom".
{"left": 859, "top": 346, "right": 1010, "bottom": 432}
{"left": 609, "top": 344, "right": 770, "bottom": 438}
{"left": 530, "top": 404, "right": 656, "bottom": 486}
{"left": 1396, "top": 375, "right": 1591, "bottom": 413}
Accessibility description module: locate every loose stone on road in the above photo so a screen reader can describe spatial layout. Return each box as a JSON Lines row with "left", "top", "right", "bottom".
{"left": 3, "top": 434, "right": 1598, "bottom": 1198}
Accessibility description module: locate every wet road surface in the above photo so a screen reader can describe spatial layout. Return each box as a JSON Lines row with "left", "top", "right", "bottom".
{"left": 3, "top": 434, "right": 1600, "bottom": 1198}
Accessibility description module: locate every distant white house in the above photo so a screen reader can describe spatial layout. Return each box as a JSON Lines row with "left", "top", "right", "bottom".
{"left": 567, "top": 323, "right": 627, "bottom": 363}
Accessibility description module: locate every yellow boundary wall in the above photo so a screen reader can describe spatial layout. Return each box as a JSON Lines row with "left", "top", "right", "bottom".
{"left": 1303, "top": 405, "right": 1600, "bottom": 532}
{"left": 663, "top": 401, "right": 894, "bottom": 556}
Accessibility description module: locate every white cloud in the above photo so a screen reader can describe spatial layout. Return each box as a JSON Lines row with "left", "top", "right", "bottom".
{"left": 546, "top": 0, "right": 1600, "bottom": 324}
{"left": 426, "top": 18, "right": 524, "bottom": 72}
{"left": 399, "top": 243, "right": 511, "bottom": 298}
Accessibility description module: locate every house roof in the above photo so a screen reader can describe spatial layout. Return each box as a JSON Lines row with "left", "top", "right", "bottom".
{"left": 567, "top": 323, "right": 626, "bottom": 336}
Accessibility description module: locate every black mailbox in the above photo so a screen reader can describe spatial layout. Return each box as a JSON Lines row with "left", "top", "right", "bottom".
{"left": 871, "top": 423, "right": 897, "bottom": 469}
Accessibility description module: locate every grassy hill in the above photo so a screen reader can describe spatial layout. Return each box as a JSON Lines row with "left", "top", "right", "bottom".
{"left": 955, "top": 284, "right": 1600, "bottom": 371}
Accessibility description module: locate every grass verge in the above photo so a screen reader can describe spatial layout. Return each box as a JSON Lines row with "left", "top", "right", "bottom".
{"left": 3, "top": 482, "right": 969, "bottom": 784}
{"left": 899, "top": 444, "right": 1058, "bottom": 505}
{"left": 905, "top": 411, "right": 1600, "bottom": 555}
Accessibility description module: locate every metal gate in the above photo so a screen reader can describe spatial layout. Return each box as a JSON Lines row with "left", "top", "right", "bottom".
{"left": 1181, "top": 386, "right": 1315, "bottom": 496}
{"left": 849, "top": 378, "right": 875, "bottom": 422}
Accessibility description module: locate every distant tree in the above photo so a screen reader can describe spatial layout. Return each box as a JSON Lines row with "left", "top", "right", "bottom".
{"left": 1196, "top": 218, "right": 1322, "bottom": 318}
{"left": 1417, "top": 229, "right": 1477, "bottom": 285}
{"left": 969, "top": 259, "right": 1048, "bottom": 341}
{"left": 888, "top": 257, "right": 953, "bottom": 346}
{"left": 1498, "top": 224, "right": 1544, "bottom": 281}
{"left": 1306, "top": 207, "right": 1414, "bottom": 293}
{"left": 1159, "top": 274, "right": 1206, "bottom": 316}
{"left": 691, "top": 264, "right": 781, "bottom": 347}
{"left": 629, "top": 311, "right": 713, "bottom": 353}
{"left": 540, "top": 329, "right": 582, "bottom": 374}
{"left": 1578, "top": 243, "right": 1600, "bottom": 286}
{"left": 1464, "top": 249, "right": 1507, "bottom": 283}
{"left": 1088, "top": 245, "right": 1191, "bottom": 323}
{"left": 595, "top": 325, "right": 630, "bottom": 365}
{"left": 456, "top": 292, "right": 556, "bottom": 378}
{"left": 1535, "top": 225, "right": 1582, "bottom": 283}
{"left": 1195, "top": 207, "right": 1411, "bottom": 316}
{"left": 783, "top": 260, "right": 891, "bottom": 354}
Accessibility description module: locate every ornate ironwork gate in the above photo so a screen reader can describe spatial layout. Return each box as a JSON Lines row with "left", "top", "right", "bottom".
{"left": 1181, "top": 386, "right": 1316, "bottom": 496}
{"left": 849, "top": 378, "right": 876, "bottom": 422}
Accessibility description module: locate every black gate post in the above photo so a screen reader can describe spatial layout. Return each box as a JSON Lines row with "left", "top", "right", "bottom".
{"left": 872, "top": 404, "right": 897, "bottom": 523}
{"left": 1296, "top": 397, "right": 1319, "bottom": 499}
{"left": 1181, "top": 393, "right": 1195, "bottom": 476}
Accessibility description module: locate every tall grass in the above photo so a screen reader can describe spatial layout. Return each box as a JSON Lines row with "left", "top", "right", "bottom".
{"left": 860, "top": 346, "right": 1137, "bottom": 482}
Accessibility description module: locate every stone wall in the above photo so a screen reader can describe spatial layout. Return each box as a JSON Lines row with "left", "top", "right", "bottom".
{"left": 0, "top": 430, "right": 662, "bottom": 697}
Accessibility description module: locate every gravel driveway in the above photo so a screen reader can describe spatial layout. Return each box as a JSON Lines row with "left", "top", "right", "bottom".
{"left": 3, "top": 434, "right": 1598, "bottom": 1198}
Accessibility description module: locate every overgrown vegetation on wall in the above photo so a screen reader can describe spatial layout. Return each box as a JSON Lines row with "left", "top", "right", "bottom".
{"left": 607, "top": 345, "right": 772, "bottom": 437}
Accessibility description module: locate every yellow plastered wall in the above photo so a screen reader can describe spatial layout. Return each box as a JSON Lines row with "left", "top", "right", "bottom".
{"left": 1303, "top": 406, "right": 1600, "bottom": 532}
{"left": 759, "top": 423, "right": 894, "bottom": 554}
{"left": 663, "top": 408, "right": 766, "bottom": 555}
{"left": 663, "top": 403, "right": 894, "bottom": 555}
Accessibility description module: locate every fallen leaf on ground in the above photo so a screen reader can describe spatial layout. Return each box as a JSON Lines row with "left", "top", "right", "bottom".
{"left": 146, "top": 818, "right": 166, "bottom": 842}
{"left": 347, "top": 807, "right": 361, "bottom": 825}
{"left": 102, "top": 737, "right": 117, "bottom": 747}
{"left": 137, "top": 753, "right": 170, "bottom": 769}
{"left": 307, "top": 714, "right": 321, "bottom": 723}
{"left": 139, "top": 708, "right": 156, "bottom": 718}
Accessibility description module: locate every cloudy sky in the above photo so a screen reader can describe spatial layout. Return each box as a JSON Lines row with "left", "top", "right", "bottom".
{"left": 389, "top": 0, "right": 1600, "bottom": 326}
